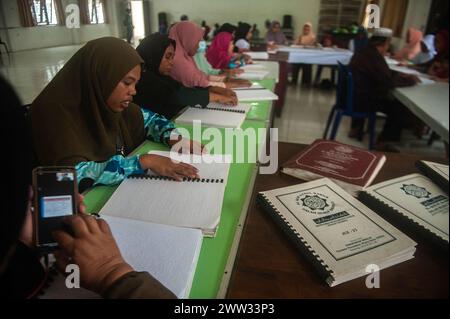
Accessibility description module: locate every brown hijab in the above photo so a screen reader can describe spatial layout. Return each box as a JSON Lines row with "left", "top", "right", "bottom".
{"left": 31, "top": 37, "right": 145, "bottom": 166}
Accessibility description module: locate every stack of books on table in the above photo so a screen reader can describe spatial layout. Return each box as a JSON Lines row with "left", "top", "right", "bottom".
{"left": 258, "top": 140, "right": 448, "bottom": 286}
{"left": 258, "top": 179, "right": 417, "bottom": 287}
{"left": 281, "top": 139, "right": 386, "bottom": 196}
{"left": 358, "top": 159, "right": 449, "bottom": 250}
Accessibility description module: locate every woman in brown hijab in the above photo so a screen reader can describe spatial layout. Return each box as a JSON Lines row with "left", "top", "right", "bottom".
{"left": 31, "top": 37, "right": 199, "bottom": 191}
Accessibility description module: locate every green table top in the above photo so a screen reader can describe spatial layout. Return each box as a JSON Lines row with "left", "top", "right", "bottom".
{"left": 83, "top": 78, "right": 276, "bottom": 299}
{"left": 246, "top": 79, "right": 275, "bottom": 122}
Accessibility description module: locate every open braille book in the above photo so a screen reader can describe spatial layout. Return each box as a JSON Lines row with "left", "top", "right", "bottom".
{"left": 175, "top": 103, "right": 252, "bottom": 129}
{"left": 99, "top": 151, "right": 231, "bottom": 237}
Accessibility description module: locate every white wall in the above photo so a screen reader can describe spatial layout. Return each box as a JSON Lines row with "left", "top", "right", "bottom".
{"left": 0, "top": 0, "right": 433, "bottom": 52}
{"left": 0, "top": 0, "right": 124, "bottom": 52}
{"left": 401, "top": 0, "right": 432, "bottom": 35}
{"left": 0, "top": 1, "right": 10, "bottom": 53}
{"left": 147, "top": 0, "right": 321, "bottom": 39}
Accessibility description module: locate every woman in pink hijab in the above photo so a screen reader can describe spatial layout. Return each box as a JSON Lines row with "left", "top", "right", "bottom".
{"left": 395, "top": 28, "right": 423, "bottom": 61}
{"left": 292, "top": 22, "right": 317, "bottom": 85}
{"left": 206, "top": 32, "right": 237, "bottom": 69}
{"left": 169, "top": 21, "right": 221, "bottom": 88}
{"left": 295, "top": 22, "right": 316, "bottom": 46}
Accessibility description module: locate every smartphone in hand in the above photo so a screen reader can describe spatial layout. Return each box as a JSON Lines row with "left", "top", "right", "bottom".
{"left": 32, "top": 167, "right": 78, "bottom": 251}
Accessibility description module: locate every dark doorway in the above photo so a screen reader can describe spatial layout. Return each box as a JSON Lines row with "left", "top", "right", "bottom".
{"left": 426, "top": 0, "right": 449, "bottom": 34}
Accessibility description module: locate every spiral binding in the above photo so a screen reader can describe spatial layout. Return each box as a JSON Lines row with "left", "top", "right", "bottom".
{"left": 359, "top": 191, "right": 448, "bottom": 244}
{"left": 208, "top": 107, "right": 246, "bottom": 114}
{"left": 194, "top": 106, "right": 246, "bottom": 114}
{"left": 259, "top": 193, "right": 334, "bottom": 277}
{"left": 129, "top": 174, "right": 224, "bottom": 184}
{"left": 416, "top": 161, "right": 449, "bottom": 194}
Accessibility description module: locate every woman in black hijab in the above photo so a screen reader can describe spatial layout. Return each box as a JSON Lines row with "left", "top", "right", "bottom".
{"left": 134, "top": 33, "right": 237, "bottom": 119}
{"left": 234, "top": 22, "right": 252, "bottom": 52}
{"left": 216, "top": 23, "right": 237, "bottom": 37}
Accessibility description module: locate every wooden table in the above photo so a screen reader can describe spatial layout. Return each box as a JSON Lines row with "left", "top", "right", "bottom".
{"left": 261, "top": 52, "right": 289, "bottom": 118}
{"left": 227, "top": 142, "right": 449, "bottom": 298}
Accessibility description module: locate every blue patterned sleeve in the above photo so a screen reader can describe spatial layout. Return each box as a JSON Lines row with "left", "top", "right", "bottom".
{"left": 75, "top": 155, "right": 145, "bottom": 187}
{"left": 75, "top": 110, "right": 179, "bottom": 188}
{"left": 142, "top": 109, "right": 180, "bottom": 146}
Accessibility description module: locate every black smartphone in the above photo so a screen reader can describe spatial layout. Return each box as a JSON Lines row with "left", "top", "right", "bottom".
{"left": 32, "top": 166, "right": 78, "bottom": 250}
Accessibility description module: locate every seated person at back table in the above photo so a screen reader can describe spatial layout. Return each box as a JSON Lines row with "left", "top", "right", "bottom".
{"left": 265, "top": 20, "right": 288, "bottom": 48}
{"left": 394, "top": 28, "right": 423, "bottom": 62}
{"left": 291, "top": 23, "right": 317, "bottom": 86}
{"left": 234, "top": 22, "right": 253, "bottom": 53}
{"left": 134, "top": 33, "right": 238, "bottom": 119}
{"left": 206, "top": 32, "right": 252, "bottom": 89}
{"left": 349, "top": 28, "right": 421, "bottom": 150}
{"left": 410, "top": 35, "right": 437, "bottom": 65}
{"left": 169, "top": 21, "right": 250, "bottom": 89}
{"left": 409, "top": 30, "right": 448, "bottom": 77}
{"left": 426, "top": 30, "right": 449, "bottom": 83}
{"left": 194, "top": 39, "right": 243, "bottom": 79}
{"left": 295, "top": 22, "right": 316, "bottom": 46}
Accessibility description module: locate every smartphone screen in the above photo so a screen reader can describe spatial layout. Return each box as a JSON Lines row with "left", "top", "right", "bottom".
{"left": 33, "top": 167, "right": 77, "bottom": 248}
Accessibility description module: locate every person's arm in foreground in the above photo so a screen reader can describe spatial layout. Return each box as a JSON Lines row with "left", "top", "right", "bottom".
{"left": 53, "top": 214, "right": 177, "bottom": 299}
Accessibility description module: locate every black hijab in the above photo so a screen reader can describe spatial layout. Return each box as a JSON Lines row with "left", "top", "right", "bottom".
{"left": 31, "top": 37, "right": 145, "bottom": 166}
{"left": 0, "top": 76, "right": 30, "bottom": 264}
{"left": 217, "top": 23, "right": 237, "bottom": 36}
{"left": 0, "top": 76, "right": 45, "bottom": 299}
{"left": 134, "top": 33, "right": 181, "bottom": 116}
{"left": 235, "top": 22, "right": 251, "bottom": 43}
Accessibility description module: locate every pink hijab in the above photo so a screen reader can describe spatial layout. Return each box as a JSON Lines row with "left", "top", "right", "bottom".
{"left": 298, "top": 22, "right": 316, "bottom": 46}
{"left": 395, "top": 28, "right": 423, "bottom": 60}
{"left": 206, "top": 32, "right": 234, "bottom": 69}
{"left": 169, "top": 21, "right": 210, "bottom": 88}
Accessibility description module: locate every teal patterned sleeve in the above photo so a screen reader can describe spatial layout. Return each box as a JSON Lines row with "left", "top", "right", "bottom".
{"left": 142, "top": 108, "right": 180, "bottom": 146}
{"left": 76, "top": 155, "right": 144, "bottom": 187}
{"left": 75, "top": 110, "right": 179, "bottom": 189}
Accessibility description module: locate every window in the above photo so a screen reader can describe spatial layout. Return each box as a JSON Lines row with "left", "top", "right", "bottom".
{"left": 317, "top": 0, "right": 366, "bottom": 48}
{"left": 88, "top": 0, "right": 105, "bottom": 24}
{"left": 318, "top": 0, "right": 366, "bottom": 35}
{"left": 381, "top": 0, "right": 409, "bottom": 37}
{"left": 31, "top": 0, "right": 58, "bottom": 25}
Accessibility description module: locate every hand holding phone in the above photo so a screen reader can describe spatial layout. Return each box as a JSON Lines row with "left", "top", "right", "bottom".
{"left": 32, "top": 167, "right": 78, "bottom": 251}
{"left": 53, "top": 214, "right": 134, "bottom": 294}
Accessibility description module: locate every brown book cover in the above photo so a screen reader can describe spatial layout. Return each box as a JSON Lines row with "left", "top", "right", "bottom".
{"left": 281, "top": 140, "right": 386, "bottom": 192}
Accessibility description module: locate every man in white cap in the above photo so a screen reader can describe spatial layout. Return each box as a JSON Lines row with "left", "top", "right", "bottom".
{"left": 372, "top": 27, "right": 394, "bottom": 38}
{"left": 348, "top": 27, "right": 420, "bottom": 150}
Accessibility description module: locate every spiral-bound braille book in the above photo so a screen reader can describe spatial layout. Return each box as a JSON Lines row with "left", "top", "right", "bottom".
{"left": 358, "top": 174, "right": 449, "bottom": 249}
{"left": 175, "top": 103, "right": 251, "bottom": 128}
{"left": 257, "top": 178, "right": 416, "bottom": 287}
{"left": 99, "top": 151, "right": 231, "bottom": 237}
{"left": 416, "top": 161, "right": 449, "bottom": 194}
{"left": 234, "top": 89, "right": 278, "bottom": 102}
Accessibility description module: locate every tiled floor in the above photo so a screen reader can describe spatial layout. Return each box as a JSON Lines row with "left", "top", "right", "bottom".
{"left": 0, "top": 45, "right": 82, "bottom": 105}
{"left": 1, "top": 45, "right": 447, "bottom": 158}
